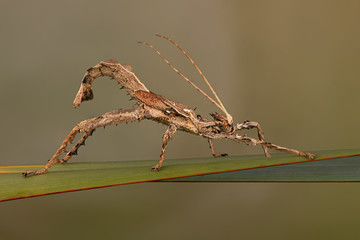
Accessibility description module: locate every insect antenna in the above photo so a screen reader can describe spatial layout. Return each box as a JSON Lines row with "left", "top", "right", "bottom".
{"left": 137, "top": 41, "right": 224, "bottom": 113}
{"left": 155, "top": 34, "right": 233, "bottom": 124}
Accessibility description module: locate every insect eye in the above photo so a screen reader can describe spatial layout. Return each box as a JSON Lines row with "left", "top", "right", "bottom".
{"left": 222, "top": 121, "right": 228, "bottom": 126}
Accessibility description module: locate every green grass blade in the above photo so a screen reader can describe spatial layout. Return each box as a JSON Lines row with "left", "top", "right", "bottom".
{"left": 1, "top": 149, "right": 359, "bottom": 201}
{"left": 165, "top": 151, "right": 360, "bottom": 182}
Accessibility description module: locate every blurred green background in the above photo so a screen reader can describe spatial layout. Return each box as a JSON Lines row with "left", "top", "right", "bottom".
{"left": 1, "top": 0, "right": 360, "bottom": 239}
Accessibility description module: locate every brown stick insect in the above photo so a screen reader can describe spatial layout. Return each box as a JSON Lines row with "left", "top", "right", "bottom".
{"left": 23, "top": 35, "right": 315, "bottom": 177}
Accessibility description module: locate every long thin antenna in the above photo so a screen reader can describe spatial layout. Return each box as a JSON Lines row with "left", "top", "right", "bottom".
{"left": 155, "top": 34, "right": 232, "bottom": 124}
{"left": 137, "top": 41, "right": 225, "bottom": 113}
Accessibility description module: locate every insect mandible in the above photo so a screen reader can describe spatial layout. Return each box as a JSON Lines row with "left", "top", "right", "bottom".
{"left": 22, "top": 35, "right": 315, "bottom": 177}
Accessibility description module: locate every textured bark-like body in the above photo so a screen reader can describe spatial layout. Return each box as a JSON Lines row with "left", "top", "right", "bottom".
{"left": 22, "top": 60, "right": 314, "bottom": 177}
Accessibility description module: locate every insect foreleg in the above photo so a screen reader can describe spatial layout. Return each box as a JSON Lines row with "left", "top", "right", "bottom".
{"left": 152, "top": 124, "right": 177, "bottom": 171}
{"left": 22, "top": 107, "right": 146, "bottom": 177}
{"left": 260, "top": 141, "right": 315, "bottom": 159}
{"left": 224, "top": 134, "right": 315, "bottom": 159}
{"left": 236, "top": 121, "right": 271, "bottom": 158}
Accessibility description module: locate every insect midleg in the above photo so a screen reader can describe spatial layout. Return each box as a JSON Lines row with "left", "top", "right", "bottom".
{"left": 152, "top": 124, "right": 177, "bottom": 171}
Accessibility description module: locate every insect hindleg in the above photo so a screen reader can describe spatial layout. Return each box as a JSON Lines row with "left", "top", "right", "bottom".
{"left": 60, "top": 130, "right": 91, "bottom": 164}
{"left": 208, "top": 139, "right": 228, "bottom": 157}
{"left": 22, "top": 108, "right": 146, "bottom": 177}
{"left": 236, "top": 121, "right": 271, "bottom": 158}
{"left": 152, "top": 124, "right": 177, "bottom": 171}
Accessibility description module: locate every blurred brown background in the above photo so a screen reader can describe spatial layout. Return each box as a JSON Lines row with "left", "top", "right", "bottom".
{"left": 1, "top": 0, "right": 360, "bottom": 239}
